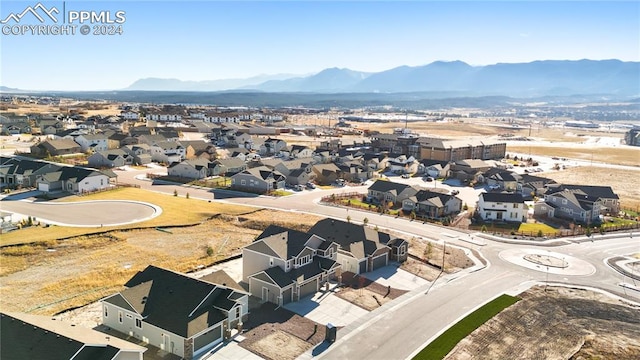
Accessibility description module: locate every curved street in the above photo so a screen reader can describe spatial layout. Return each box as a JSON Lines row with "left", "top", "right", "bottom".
{"left": 106, "top": 167, "right": 640, "bottom": 358}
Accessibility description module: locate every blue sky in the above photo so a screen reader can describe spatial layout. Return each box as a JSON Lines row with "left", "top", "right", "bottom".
{"left": 1, "top": 1, "right": 638, "bottom": 90}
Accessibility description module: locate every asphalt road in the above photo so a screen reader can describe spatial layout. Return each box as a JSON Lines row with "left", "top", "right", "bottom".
{"left": 0, "top": 199, "right": 159, "bottom": 227}
{"left": 85, "top": 167, "right": 640, "bottom": 358}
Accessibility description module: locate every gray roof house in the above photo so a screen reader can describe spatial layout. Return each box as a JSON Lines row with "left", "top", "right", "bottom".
{"left": 308, "top": 218, "right": 408, "bottom": 274}
{"left": 1, "top": 312, "right": 146, "bottom": 360}
{"left": 209, "top": 158, "right": 247, "bottom": 176}
{"left": 230, "top": 166, "right": 286, "bottom": 194}
{"left": 36, "top": 166, "right": 114, "bottom": 194}
{"left": 167, "top": 159, "right": 210, "bottom": 179}
{"left": 367, "top": 180, "right": 419, "bottom": 205}
{"left": 402, "top": 189, "right": 462, "bottom": 219}
{"left": 534, "top": 184, "right": 619, "bottom": 224}
{"left": 101, "top": 265, "right": 249, "bottom": 360}
{"left": 242, "top": 225, "right": 340, "bottom": 305}
{"left": 87, "top": 149, "right": 133, "bottom": 168}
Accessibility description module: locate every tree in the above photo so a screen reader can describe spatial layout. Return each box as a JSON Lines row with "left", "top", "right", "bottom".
{"left": 463, "top": 203, "right": 468, "bottom": 211}
{"left": 206, "top": 245, "right": 214, "bottom": 257}
{"left": 481, "top": 225, "right": 488, "bottom": 233}
{"left": 585, "top": 227, "right": 592, "bottom": 237}
{"left": 173, "top": 189, "right": 178, "bottom": 197}
{"left": 363, "top": 217, "right": 369, "bottom": 226}
{"left": 537, "top": 229, "right": 544, "bottom": 237}
{"left": 346, "top": 215, "right": 351, "bottom": 223}
{"left": 186, "top": 192, "right": 190, "bottom": 199}
{"left": 599, "top": 226, "right": 605, "bottom": 235}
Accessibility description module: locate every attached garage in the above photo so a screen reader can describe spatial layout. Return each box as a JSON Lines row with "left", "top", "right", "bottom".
{"left": 358, "top": 261, "right": 367, "bottom": 274}
{"left": 282, "top": 288, "right": 293, "bottom": 304}
{"left": 38, "top": 183, "right": 49, "bottom": 192}
{"left": 194, "top": 324, "right": 223, "bottom": 353}
{"left": 298, "top": 279, "right": 318, "bottom": 299}
{"left": 371, "top": 253, "right": 388, "bottom": 271}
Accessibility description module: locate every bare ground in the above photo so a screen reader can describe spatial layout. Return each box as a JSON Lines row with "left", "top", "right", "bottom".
{"left": 239, "top": 302, "right": 326, "bottom": 360}
{"left": 0, "top": 210, "right": 322, "bottom": 316}
{"left": 445, "top": 286, "right": 640, "bottom": 360}
{"left": 334, "top": 272, "right": 408, "bottom": 311}
{"left": 407, "top": 237, "right": 475, "bottom": 273}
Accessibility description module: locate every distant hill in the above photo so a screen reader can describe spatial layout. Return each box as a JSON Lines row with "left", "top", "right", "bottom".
{"left": 125, "top": 73, "right": 299, "bottom": 91}
{"left": 125, "top": 60, "right": 639, "bottom": 97}
{"left": 0, "top": 86, "right": 22, "bottom": 92}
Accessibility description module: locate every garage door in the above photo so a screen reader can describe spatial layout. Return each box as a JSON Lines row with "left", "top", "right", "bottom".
{"left": 298, "top": 280, "right": 318, "bottom": 299}
{"left": 371, "top": 254, "right": 388, "bottom": 271}
{"left": 38, "top": 183, "right": 49, "bottom": 192}
{"left": 193, "top": 324, "right": 222, "bottom": 353}
{"left": 282, "top": 288, "right": 292, "bottom": 304}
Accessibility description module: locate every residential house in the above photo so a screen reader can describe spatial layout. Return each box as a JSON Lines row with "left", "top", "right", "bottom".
{"left": 167, "top": 159, "right": 210, "bottom": 179}
{"left": 123, "top": 144, "right": 152, "bottom": 165}
{"left": 30, "top": 139, "right": 82, "bottom": 157}
{"left": 242, "top": 226, "right": 340, "bottom": 305}
{"left": 311, "top": 163, "right": 341, "bottom": 185}
{"left": 227, "top": 147, "right": 250, "bottom": 162}
{"left": 137, "top": 134, "right": 169, "bottom": 146}
{"left": 308, "top": 218, "right": 408, "bottom": 274}
{"left": 485, "top": 170, "right": 519, "bottom": 192}
{"left": 35, "top": 119, "right": 64, "bottom": 135}
{"left": 534, "top": 184, "right": 620, "bottom": 224}
{"left": 259, "top": 138, "right": 287, "bottom": 156}
{"left": 0, "top": 157, "right": 61, "bottom": 189}
{"left": 477, "top": 192, "right": 526, "bottom": 222}
{"left": 367, "top": 180, "right": 419, "bottom": 206}
{"left": 418, "top": 160, "right": 451, "bottom": 179}
{"left": 74, "top": 133, "right": 109, "bottom": 152}
{"left": 182, "top": 140, "right": 217, "bottom": 160}
{"left": 101, "top": 266, "right": 249, "bottom": 360}
{"left": 1, "top": 312, "right": 146, "bottom": 360}
{"left": 230, "top": 166, "right": 286, "bottom": 194}
{"left": 363, "top": 153, "right": 389, "bottom": 171}
{"left": 87, "top": 149, "right": 132, "bottom": 168}
{"left": 209, "top": 158, "right": 247, "bottom": 176}
{"left": 338, "top": 161, "right": 372, "bottom": 183}
{"left": 156, "top": 128, "right": 180, "bottom": 142}
{"left": 450, "top": 159, "right": 491, "bottom": 182}
{"left": 149, "top": 141, "right": 186, "bottom": 163}
{"left": 36, "top": 166, "right": 114, "bottom": 194}
{"left": 120, "top": 110, "right": 139, "bottom": 120}
{"left": 2, "top": 122, "right": 31, "bottom": 134}
{"left": 280, "top": 145, "right": 314, "bottom": 159}
{"left": 386, "top": 154, "right": 419, "bottom": 174}
{"left": 517, "top": 174, "right": 556, "bottom": 198}
{"left": 402, "top": 189, "right": 462, "bottom": 219}
{"left": 271, "top": 159, "right": 314, "bottom": 185}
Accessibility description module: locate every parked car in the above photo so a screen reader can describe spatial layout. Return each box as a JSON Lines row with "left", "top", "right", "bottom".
{"left": 294, "top": 184, "right": 304, "bottom": 191}
{"left": 401, "top": 173, "right": 410, "bottom": 179}
{"left": 423, "top": 176, "right": 433, "bottom": 182}
{"left": 451, "top": 189, "right": 460, "bottom": 195}
{"left": 305, "top": 182, "right": 316, "bottom": 189}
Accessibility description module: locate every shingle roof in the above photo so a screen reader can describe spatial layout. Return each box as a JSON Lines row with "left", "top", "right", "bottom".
{"left": 481, "top": 192, "right": 525, "bottom": 203}
{"left": 368, "top": 180, "right": 412, "bottom": 193}
{"left": 104, "top": 266, "right": 244, "bottom": 338}
{"left": 309, "top": 219, "right": 390, "bottom": 260}
{"left": 248, "top": 225, "right": 315, "bottom": 260}
{"left": 548, "top": 184, "right": 619, "bottom": 200}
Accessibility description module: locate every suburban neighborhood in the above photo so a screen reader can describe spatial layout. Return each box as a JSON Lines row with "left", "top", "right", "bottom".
{"left": 1, "top": 94, "right": 639, "bottom": 360}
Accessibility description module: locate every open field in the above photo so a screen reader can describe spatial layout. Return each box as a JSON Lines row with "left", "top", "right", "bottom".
{"left": 444, "top": 286, "right": 640, "bottom": 360}
{"left": 0, "top": 187, "right": 254, "bottom": 246}
{"left": 539, "top": 167, "right": 640, "bottom": 209}
{"left": 0, "top": 208, "right": 322, "bottom": 315}
{"left": 1, "top": 102, "right": 122, "bottom": 117}
{"left": 507, "top": 144, "right": 640, "bottom": 167}
{"left": 413, "top": 294, "right": 520, "bottom": 360}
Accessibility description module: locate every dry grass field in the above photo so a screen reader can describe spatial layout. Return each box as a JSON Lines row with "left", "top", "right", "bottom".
{"left": 0, "top": 187, "right": 253, "bottom": 246}
{"left": 0, "top": 209, "right": 322, "bottom": 316}
{"left": 540, "top": 167, "right": 640, "bottom": 209}
{"left": 507, "top": 144, "right": 639, "bottom": 167}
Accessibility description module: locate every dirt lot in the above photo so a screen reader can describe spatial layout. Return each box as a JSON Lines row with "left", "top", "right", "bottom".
{"left": 0, "top": 210, "right": 322, "bottom": 316}
{"left": 445, "top": 286, "right": 640, "bottom": 360}
{"left": 407, "top": 237, "right": 475, "bottom": 273}
{"left": 334, "top": 272, "right": 408, "bottom": 311}
{"left": 239, "top": 303, "right": 326, "bottom": 360}
{"left": 540, "top": 167, "right": 640, "bottom": 209}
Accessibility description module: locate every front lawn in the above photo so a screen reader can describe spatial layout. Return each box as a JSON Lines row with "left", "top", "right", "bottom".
{"left": 413, "top": 294, "right": 520, "bottom": 360}
{"left": 518, "top": 222, "right": 558, "bottom": 235}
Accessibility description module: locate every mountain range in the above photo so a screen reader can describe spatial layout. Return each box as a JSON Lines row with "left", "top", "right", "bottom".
{"left": 124, "top": 60, "right": 639, "bottom": 97}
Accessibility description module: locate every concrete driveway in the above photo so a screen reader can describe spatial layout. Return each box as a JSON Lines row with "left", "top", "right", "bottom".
{"left": 284, "top": 288, "right": 369, "bottom": 327}
{"left": 362, "top": 263, "right": 430, "bottom": 290}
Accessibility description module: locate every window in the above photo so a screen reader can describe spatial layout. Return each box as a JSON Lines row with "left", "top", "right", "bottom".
{"left": 241, "top": 179, "right": 246, "bottom": 186}
{"left": 513, "top": 203, "right": 518, "bottom": 208}
{"left": 104, "top": 306, "right": 108, "bottom": 318}
{"left": 235, "top": 307, "right": 241, "bottom": 319}
{"left": 118, "top": 311, "right": 123, "bottom": 323}
{"left": 135, "top": 318, "right": 142, "bottom": 328}
{"left": 400, "top": 245, "right": 406, "bottom": 256}
{"left": 562, "top": 199, "right": 567, "bottom": 205}
{"left": 269, "top": 257, "right": 274, "bottom": 266}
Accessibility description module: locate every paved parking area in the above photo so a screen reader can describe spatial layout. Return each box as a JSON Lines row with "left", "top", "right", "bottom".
{"left": 284, "top": 288, "right": 369, "bottom": 327}
{"left": 362, "top": 264, "right": 430, "bottom": 290}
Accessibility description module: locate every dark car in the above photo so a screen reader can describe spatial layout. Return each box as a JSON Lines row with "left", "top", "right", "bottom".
{"left": 423, "top": 176, "right": 433, "bottom": 182}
